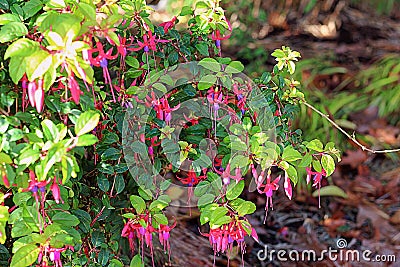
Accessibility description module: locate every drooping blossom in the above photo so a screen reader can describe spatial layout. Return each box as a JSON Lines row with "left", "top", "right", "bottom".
{"left": 306, "top": 167, "right": 327, "bottom": 208}
{"left": 232, "top": 83, "right": 247, "bottom": 115}
{"left": 160, "top": 16, "right": 177, "bottom": 34}
{"left": 217, "top": 163, "right": 243, "bottom": 185}
{"left": 88, "top": 41, "right": 118, "bottom": 102}
{"left": 158, "top": 219, "right": 176, "bottom": 262}
{"left": 129, "top": 31, "right": 168, "bottom": 53}
{"left": 201, "top": 218, "right": 258, "bottom": 265}
{"left": 211, "top": 20, "right": 232, "bottom": 52}
{"left": 145, "top": 92, "right": 179, "bottom": 125}
{"left": 177, "top": 170, "right": 206, "bottom": 206}
{"left": 252, "top": 166, "right": 280, "bottom": 222}
{"left": 68, "top": 74, "right": 82, "bottom": 104}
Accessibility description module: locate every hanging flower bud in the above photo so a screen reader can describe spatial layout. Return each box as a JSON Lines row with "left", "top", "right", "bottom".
{"left": 51, "top": 176, "right": 63, "bottom": 204}
{"left": 27, "top": 81, "right": 37, "bottom": 107}
{"left": 34, "top": 79, "right": 44, "bottom": 113}
{"left": 284, "top": 171, "right": 293, "bottom": 200}
{"left": 68, "top": 75, "right": 82, "bottom": 104}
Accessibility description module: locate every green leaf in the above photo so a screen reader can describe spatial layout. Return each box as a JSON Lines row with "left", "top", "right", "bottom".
{"left": 76, "top": 134, "right": 98, "bottom": 146}
{"left": 25, "top": 50, "right": 52, "bottom": 81}
{"left": 4, "top": 38, "right": 39, "bottom": 59}
{"left": 235, "top": 201, "right": 256, "bottom": 216}
{"left": 321, "top": 154, "right": 335, "bottom": 176}
{"left": 10, "top": 244, "right": 40, "bottom": 267}
{"left": 101, "top": 147, "right": 121, "bottom": 161}
{"left": 114, "top": 174, "right": 125, "bottom": 194}
{"left": 152, "top": 213, "right": 168, "bottom": 225}
{"left": 130, "top": 195, "right": 146, "bottom": 214}
{"left": 149, "top": 199, "right": 169, "bottom": 212}
{"left": 306, "top": 139, "right": 324, "bottom": 152}
{"left": 197, "top": 74, "right": 217, "bottom": 90}
{"left": 197, "top": 193, "right": 214, "bottom": 207}
{"left": 75, "top": 110, "right": 100, "bottom": 136}
{"left": 91, "top": 230, "right": 105, "bottom": 248}
{"left": 125, "top": 56, "right": 140, "bottom": 68}
{"left": 194, "top": 181, "right": 211, "bottom": 197}
{"left": 180, "top": 6, "right": 193, "bottom": 16}
{"left": 312, "top": 185, "right": 348, "bottom": 198}
{"left": 22, "top": 0, "right": 43, "bottom": 19}
{"left": 226, "top": 180, "right": 244, "bottom": 200}
{"left": 72, "top": 209, "right": 91, "bottom": 233}
{"left": 9, "top": 56, "right": 26, "bottom": 84}
{"left": 0, "top": 152, "right": 12, "bottom": 164}
{"left": 18, "top": 149, "right": 40, "bottom": 166}
{"left": 77, "top": 2, "right": 96, "bottom": 21}
{"left": 195, "top": 43, "right": 209, "bottom": 56}
{"left": 41, "top": 119, "right": 59, "bottom": 141}
{"left": 97, "top": 175, "right": 109, "bottom": 192}
{"left": 198, "top": 58, "right": 220, "bottom": 72}
{"left": 298, "top": 153, "right": 312, "bottom": 167}
{"left": 225, "top": 61, "right": 244, "bottom": 74}
{"left": 286, "top": 165, "right": 298, "bottom": 185}
{"left": 312, "top": 159, "right": 322, "bottom": 172}
{"left": 7, "top": 128, "right": 24, "bottom": 141}
{"left": 130, "top": 254, "right": 144, "bottom": 267}
{"left": 282, "top": 146, "right": 302, "bottom": 162}
{"left": 52, "top": 212, "right": 80, "bottom": 227}
{"left": 0, "top": 22, "right": 28, "bottom": 43}
{"left": 152, "top": 82, "right": 167, "bottom": 93}
{"left": 0, "top": 14, "right": 20, "bottom": 25}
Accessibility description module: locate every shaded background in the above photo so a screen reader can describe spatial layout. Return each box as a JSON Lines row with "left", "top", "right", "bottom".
{"left": 147, "top": 1, "right": 400, "bottom": 266}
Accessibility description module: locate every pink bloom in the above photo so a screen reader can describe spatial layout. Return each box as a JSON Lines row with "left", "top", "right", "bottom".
{"left": 88, "top": 42, "right": 118, "bottom": 102}
{"left": 129, "top": 31, "right": 169, "bottom": 53}
{"left": 68, "top": 74, "right": 82, "bottom": 104}
{"left": 160, "top": 16, "right": 177, "bottom": 34}
{"left": 305, "top": 167, "right": 327, "bottom": 208}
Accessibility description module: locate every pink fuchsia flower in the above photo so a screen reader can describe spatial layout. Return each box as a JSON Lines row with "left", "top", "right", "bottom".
{"left": 129, "top": 31, "right": 169, "bottom": 53}
{"left": 160, "top": 16, "right": 177, "bottom": 34}
{"left": 219, "top": 164, "right": 243, "bottom": 185}
{"left": 121, "top": 219, "right": 143, "bottom": 252}
{"left": 158, "top": 219, "right": 176, "bottom": 262}
{"left": 145, "top": 93, "right": 179, "bottom": 124}
{"left": 305, "top": 167, "right": 327, "bottom": 208}
{"left": 211, "top": 20, "right": 232, "bottom": 50}
{"left": 207, "top": 88, "right": 226, "bottom": 111}
{"left": 253, "top": 167, "right": 280, "bottom": 223}
{"left": 68, "top": 74, "right": 82, "bottom": 104}
{"left": 232, "top": 83, "right": 247, "bottom": 115}
{"left": 201, "top": 218, "right": 258, "bottom": 263}
{"left": 88, "top": 41, "right": 118, "bottom": 102}
{"left": 178, "top": 170, "right": 206, "bottom": 210}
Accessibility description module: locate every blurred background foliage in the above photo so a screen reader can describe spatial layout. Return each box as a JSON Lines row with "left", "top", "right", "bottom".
{"left": 151, "top": 0, "right": 400, "bottom": 158}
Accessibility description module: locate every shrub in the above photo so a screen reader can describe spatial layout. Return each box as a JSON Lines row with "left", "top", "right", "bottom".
{"left": 0, "top": 0, "right": 340, "bottom": 266}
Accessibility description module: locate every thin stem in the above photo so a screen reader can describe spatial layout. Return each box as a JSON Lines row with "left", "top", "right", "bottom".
{"left": 302, "top": 100, "right": 400, "bottom": 154}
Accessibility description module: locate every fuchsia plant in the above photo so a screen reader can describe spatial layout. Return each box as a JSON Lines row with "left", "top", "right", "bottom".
{"left": 0, "top": 0, "right": 344, "bottom": 267}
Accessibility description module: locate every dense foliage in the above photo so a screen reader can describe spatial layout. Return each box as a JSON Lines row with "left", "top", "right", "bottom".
{"left": 0, "top": 0, "right": 340, "bottom": 266}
